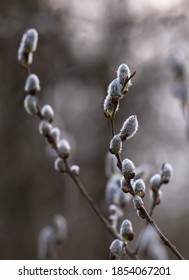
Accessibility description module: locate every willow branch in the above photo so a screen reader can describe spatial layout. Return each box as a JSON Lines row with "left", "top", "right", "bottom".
{"left": 114, "top": 153, "right": 184, "bottom": 259}
{"left": 64, "top": 159, "right": 138, "bottom": 260}
{"left": 140, "top": 205, "right": 184, "bottom": 260}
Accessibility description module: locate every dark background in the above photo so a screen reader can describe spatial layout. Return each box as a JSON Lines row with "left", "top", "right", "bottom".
{"left": 0, "top": 0, "right": 189, "bottom": 259}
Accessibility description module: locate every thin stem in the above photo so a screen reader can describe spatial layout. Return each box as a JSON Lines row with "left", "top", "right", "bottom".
{"left": 36, "top": 103, "right": 43, "bottom": 119}
{"left": 134, "top": 180, "right": 164, "bottom": 254}
{"left": 110, "top": 103, "right": 118, "bottom": 138}
{"left": 65, "top": 161, "right": 114, "bottom": 236}
{"left": 134, "top": 206, "right": 154, "bottom": 255}
{"left": 26, "top": 63, "right": 31, "bottom": 76}
{"left": 116, "top": 154, "right": 122, "bottom": 170}
{"left": 141, "top": 206, "right": 184, "bottom": 260}
{"left": 110, "top": 115, "right": 115, "bottom": 137}
{"left": 64, "top": 159, "right": 138, "bottom": 260}
{"left": 126, "top": 70, "right": 136, "bottom": 84}
{"left": 149, "top": 202, "right": 156, "bottom": 217}
{"left": 123, "top": 71, "right": 136, "bottom": 93}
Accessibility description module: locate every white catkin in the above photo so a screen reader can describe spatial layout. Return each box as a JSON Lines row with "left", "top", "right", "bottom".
{"left": 133, "top": 179, "right": 146, "bottom": 197}
{"left": 150, "top": 174, "right": 161, "bottom": 191}
{"left": 57, "top": 139, "right": 71, "bottom": 158}
{"left": 39, "top": 120, "right": 52, "bottom": 136}
{"left": 117, "top": 63, "right": 132, "bottom": 87}
{"left": 122, "top": 158, "right": 135, "bottom": 179}
{"left": 120, "top": 115, "right": 138, "bottom": 140}
{"left": 109, "top": 135, "right": 122, "bottom": 155}
{"left": 24, "top": 95, "right": 38, "bottom": 115}
{"left": 41, "top": 105, "right": 54, "bottom": 122}
{"left": 107, "top": 79, "right": 123, "bottom": 98}
{"left": 161, "top": 163, "right": 173, "bottom": 183}
{"left": 25, "top": 74, "right": 40, "bottom": 92}
{"left": 54, "top": 157, "right": 66, "bottom": 172}
{"left": 109, "top": 239, "right": 123, "bottom": 258}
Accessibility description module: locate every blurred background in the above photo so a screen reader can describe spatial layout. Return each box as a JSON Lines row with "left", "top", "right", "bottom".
{"left": 0, "top": 0, "right": 189, "bottom": 259}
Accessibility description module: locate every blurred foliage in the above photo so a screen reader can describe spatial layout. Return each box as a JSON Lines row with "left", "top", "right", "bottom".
{"left": 0, "top": 0, "right": 189, "bottom": 259}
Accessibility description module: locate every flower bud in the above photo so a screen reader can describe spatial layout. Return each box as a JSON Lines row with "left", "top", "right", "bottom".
{"left": 106, "top": 174, "right": 130, "bottom": 207}
{"left": 39, "top": 120, "right": 52, "bottom": 136}
{"left": 109, "top": 239, "right": 124, "bottom": 260}
{"left": 24, "top": 94, "right": 38, "bottom": 115}
{"left": 25, "top": 74, "right": 40, "bottom": 93}
{"left": 117, "top": 63, "right": 132, "bottom": 87}
{"left": 52, "top": 214, "right": 68, "bottom": 243}
{"left": 133, "top": 179, "right": 146, "bottom": 198}
{"left": 57, "top": 139, "right": 71, "bottom": 159}
{"left": 133, "top": 195, "right": 144, "bottom": 210}
{"left": 120, "top": 219, "right": 134, "bottom": 242}
{"left": 38, "top": 226, "right": 55, "bottom": 260}
{"left": 50, "top": 127, "right": 61, "bottom": 145}
{"left": 105, "top": 152, "right": 119, "bottom": 178}
{"left": 161, "top": 163, "right": 173, "bottom": 184}
{"left": 122, "top": 158, "right": 135, "bottom": 180}
{"left": 23, "top": 28, "right": 38, "bottom": 52}
{"left": 70, "top": 165, "right": 80, "bottom": 176}
{"left": 54, "top": 157, "right": 67, "bottom": 173}
{"left": 18, "top": 29, "right": 38, "bottom": 67}
{"left": 105, "top": 180, "right": 118, "bottom": 205}
{"left": 107, "top": 79, "right": 123, "bottom": 98}
{"left": 109, "top": 135, "right": 122, "bottom": 155}
{"left": 119, "top": 115, "right": 138, "bottom": 141}
{"left": 38, "top": 214, "right": 67, "bottom": 260}
{"left": 41, "top": 105, "right": 54, "bottom": 123}
{"left": 121, "top": 176, "right": 131, "bottom": 193}
{"left": 109, "top": 206, "right": 123, "bottom": 229}
{"left": 103, "top": 95, "right": 115, "bottom": 118}
{"left": 150, "top": 174, "right": 161, "bottom": 192}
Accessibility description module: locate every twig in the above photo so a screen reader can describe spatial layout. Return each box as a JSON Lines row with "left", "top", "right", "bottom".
{"left": 141, "top": 205, "right": 184, "bottom": 260}
{"left": 112, "top": 126, "right": 184, "bottom": 259}
{"left": 117, "top": 157, "right": 184, "bottom": 259}
{"left": 64, "top": 159, "right": 138, "bottom": 260}
{"left": 111, "top": 126, "right": 184, "bottom": 259}
{"left": 133, "top": 198, "right": 157, "bottom": 255}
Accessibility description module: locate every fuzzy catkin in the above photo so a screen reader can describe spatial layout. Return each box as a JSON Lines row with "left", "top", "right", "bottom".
{"left": 25, "top": 74, "right": 40, "bottom": 93}
{"left": 107, "top": 79, "right": 123, "bottom": 98}
{"left": 117, "top": 63, "right": 132, "bottom": 86}
{"left": 109, "top": 135, "right": 122, "bottom": 155}
{"left": 120, "top": 115, "right": 138, "bottom": 140}
{"left": 122, "top": 158, "right": 135, "bottom": 179}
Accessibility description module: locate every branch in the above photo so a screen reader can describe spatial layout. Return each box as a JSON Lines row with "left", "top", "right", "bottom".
{"left": 141, "top": 205, "right": 184, "bottom": 260}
